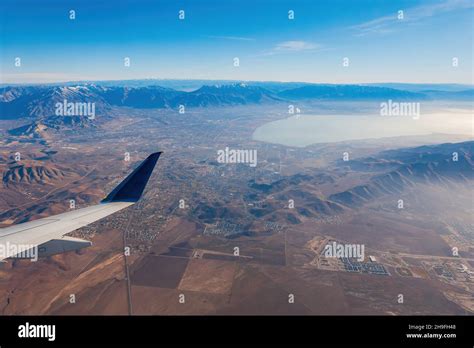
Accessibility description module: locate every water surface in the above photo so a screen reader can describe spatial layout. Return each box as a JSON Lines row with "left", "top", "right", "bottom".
{"left": 253, "top": 110, "right": 473, "bottom": 147}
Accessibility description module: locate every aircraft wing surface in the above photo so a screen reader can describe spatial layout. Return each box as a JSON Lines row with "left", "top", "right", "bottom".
{"left": 0, "top": 152, "right": 161, "bottom": 261}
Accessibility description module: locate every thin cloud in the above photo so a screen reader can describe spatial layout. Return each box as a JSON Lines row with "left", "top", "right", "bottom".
{"left": 257, "top": 41, "right": 323, "bottom": 56}
{"left": 352, "top": 0, "right": 474, "bottom": 36}
{"left": 275, "top": 41, "right": 321, "bottom": 51}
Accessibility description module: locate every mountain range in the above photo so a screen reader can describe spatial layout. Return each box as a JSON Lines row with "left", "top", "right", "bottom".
{"left": 239, "top": 141, "right": 473, "bottom": 221}
{"left": 329, "top": 141, "right": 474, "bottom": 207}
{"left": 2, "top": 82, "right": 472, "bottom": 121}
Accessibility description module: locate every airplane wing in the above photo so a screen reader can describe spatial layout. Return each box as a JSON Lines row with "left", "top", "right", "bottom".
{"left": 0, "top": 152, "right": 161, "bottom": 261}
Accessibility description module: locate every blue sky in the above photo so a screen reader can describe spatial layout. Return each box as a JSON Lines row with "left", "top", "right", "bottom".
{"left": 0, "top": 0, "right": 472, "bottom": 84}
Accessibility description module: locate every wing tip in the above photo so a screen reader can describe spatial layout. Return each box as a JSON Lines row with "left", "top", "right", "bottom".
{"left": 101, "top": 152, "right": 162, "bottom": 203}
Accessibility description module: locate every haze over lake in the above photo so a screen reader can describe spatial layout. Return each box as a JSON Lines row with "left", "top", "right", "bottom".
{"left": 253, "top": 108, "right": 473, "bottom": 147}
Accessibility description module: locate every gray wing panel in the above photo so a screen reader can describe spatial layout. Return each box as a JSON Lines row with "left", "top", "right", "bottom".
{"left": 0, "top": 202, "right": 132, "bottom": 261}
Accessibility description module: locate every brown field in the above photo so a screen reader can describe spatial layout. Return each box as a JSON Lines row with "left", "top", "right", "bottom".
{"left": 179, "top": 258, "right": 237, "bottom": 294}
{"left": 131, "top": 255, "right": 189, "bottom": 289}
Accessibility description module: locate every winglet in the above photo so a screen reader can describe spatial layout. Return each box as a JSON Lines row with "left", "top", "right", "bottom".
{"left": 101, "top": 152, "right": 162, "bottom": 203}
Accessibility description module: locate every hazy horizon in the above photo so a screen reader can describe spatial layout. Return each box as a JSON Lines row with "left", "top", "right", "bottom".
{"left": 1, "top": 78, "right": 473, "bottom": 88}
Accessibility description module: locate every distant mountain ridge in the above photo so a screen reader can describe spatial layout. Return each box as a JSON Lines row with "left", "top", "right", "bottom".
{"left": 277, "top": 84, "right": 426, "bottom": 100}
{"left": 0, "top": 83, "right": 282, "bottom": 119}
{"left": 2, "top": 82, "right": 470, "bottom": 120}
{"left": 0, "top": 85, "right": 110, "bottom": 120}
{"left": 3, "top": 79, "right": 471, "bottom": 92}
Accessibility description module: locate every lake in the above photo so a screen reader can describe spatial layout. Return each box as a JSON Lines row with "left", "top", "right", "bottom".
{"left": 252, "top": 109, "right": 473, "bottom": 147}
